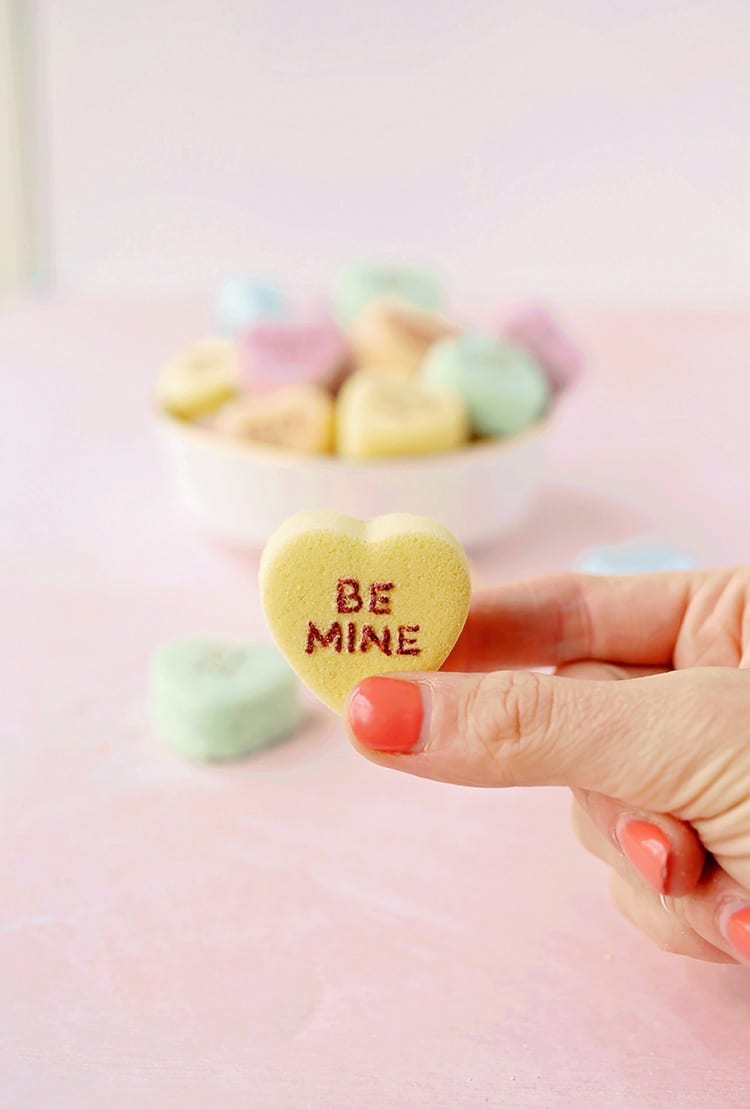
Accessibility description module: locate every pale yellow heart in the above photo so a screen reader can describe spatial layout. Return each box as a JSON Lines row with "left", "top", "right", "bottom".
{"left": 157, "top": 338, "right": 239, "bottom": 419}
{"left": 259, "top": 511, "right": 471, "bottom": 712}
{"left": 335, "top": 371, "right": 469, "bottom": 458}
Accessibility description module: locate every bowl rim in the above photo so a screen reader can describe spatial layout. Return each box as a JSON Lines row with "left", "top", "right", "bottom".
{"left": 152, "top": 406, "right": 551, "bottom": 471}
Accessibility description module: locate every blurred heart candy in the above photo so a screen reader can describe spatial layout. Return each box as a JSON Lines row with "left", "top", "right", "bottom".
{"left": 238, "top": 317, "right": 350, "bottom": 395}
{"left": 213, "top": 278, "right": 286, "bottom": 336}
{"left": 150, "top": 639, "right": 302, "bottom": 760}
{"left": 214, "top": 384, "right": 334, "bottom": 454}
{"left": 156, "top": 337, "right": 239, "bottom": 419}
{"left": 336, "top": 370, "right": 468, "bottom": 459}
{"left": 333, "top": 262, "right": 443, "bottom": 327}
{"left": 575, "top": 539, "right": 697, "bottom": 575}
{"left": 349, "top": 297, "right": 458, "bottom": 376}
{"left": 421, "top": 333, "right": 549, "bottom": 437}
{"left": 503, "top": 304, "right": 583, "bottom": 393}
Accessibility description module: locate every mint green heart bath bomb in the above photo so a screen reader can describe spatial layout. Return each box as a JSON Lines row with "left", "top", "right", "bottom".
{"left": 421, "top": 333, "right": 549, "bottom": 437}
{"left": 333, "top": 262, "right": 443, "bottom": 327}
{"left": 150, "top": 640, "right": 302, "bottom": 761}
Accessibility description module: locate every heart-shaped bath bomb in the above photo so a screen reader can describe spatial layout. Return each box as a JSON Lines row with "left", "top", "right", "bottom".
{"left": 349, "top": 296, "right": 458, "bottom": 376}
{"left": 238, "top": 317, "right": 350, "bottom": 395}
{"left": 421, "top": 332, "right": 549, "bottom": 437}
{"left": 336, "top": 371, "right": 468, "bottom": 458}
{"left": 503, "top": 303, "right": 583, "bottom": 394}
{"left": 259, "top": 512, "right": 471, "bottom": 712}
{"left": 213, "top": 277, "right": 286, "bottom": 336}
{"left": 333, "top": 262, "right": 443, "bottom": 327}
{"left": 574, "top": 539, "right": 696, "bottom": 576}
{"left": 150, "top": 639, "right": 302, "bottom": 760}
{"left": 157, "top": 338, "right": 239, "bottom": 419}
{"left": 213, "top": 384, "right": 335, "bottom": 454}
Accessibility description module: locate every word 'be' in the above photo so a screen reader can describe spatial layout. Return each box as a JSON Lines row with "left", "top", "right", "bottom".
{"left": 304, "top": 578, "right": 421, "bottom": 657}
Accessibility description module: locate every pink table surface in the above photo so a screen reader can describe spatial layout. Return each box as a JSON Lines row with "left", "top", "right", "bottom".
{"left": 2, "top": 297, "right": 750, "bottom": 1107}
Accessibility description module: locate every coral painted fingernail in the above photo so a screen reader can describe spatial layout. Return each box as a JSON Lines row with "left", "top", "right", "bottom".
{"left": 347, "top": 676, "right": 426, "bottom": 753}
{"left": 720, "top": 905, "right": 750, "bottom": 962}
{"left": 616, "top": 818, "right": 672, "bottom": 894}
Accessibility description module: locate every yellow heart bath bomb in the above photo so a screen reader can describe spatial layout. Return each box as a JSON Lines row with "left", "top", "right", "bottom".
{"left": 157, "top": 337, "right": 239, "bottom": 419}
{"left": 259, "top": 512, "right": 471, "bottom": 712}
{"left": 336, "top": 371, "right": 468, "bottom": 458}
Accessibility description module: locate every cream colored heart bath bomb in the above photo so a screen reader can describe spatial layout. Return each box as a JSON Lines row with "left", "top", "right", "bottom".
{"left": 349, "top": 296, "right": 458, "bottom": 376}
{"left": 213, "top": 384, "right": 334, "bottom": 453}
{"left": 259, "top": 512, "right": 471, "bottom": 712}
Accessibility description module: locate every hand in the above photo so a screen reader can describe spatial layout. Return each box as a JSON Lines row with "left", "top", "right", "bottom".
{"left": 344, "top": 569, "right": 750, "bottom": 965}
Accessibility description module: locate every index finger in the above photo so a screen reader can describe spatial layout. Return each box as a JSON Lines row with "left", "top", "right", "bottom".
{"left": 444, "top": 570, "right": 702, "bottom": 672}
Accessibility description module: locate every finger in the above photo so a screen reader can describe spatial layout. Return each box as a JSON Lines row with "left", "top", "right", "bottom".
{"left": 572, "top": 788, "right": 705, "bottom": 896}
{"left": 575, "top": 797, "right": 750, "bottom": 964}
{"left": 555, "top": 661, "right": 665, "bottom": 681}
{"left": 609, "top": 872, "right": 736, "bottom": 963}
{"left": 560, "top": 663, "right": 750, "bottom": 900}
{"left": 572, "top": 804, "right": 733, "bottom": 961}
{"left": 443, "top": 571, "right": 703, "bottom": 672}
{"left": 571, "top": 797, "right": 619, "bottom": 866}
{"left": 571, "top": 798, "right": 695, "bottom": 898}
{"left": 676, "top": 869, "right": 750, "bottom": 967}
{"left": 345, "top": 668, "right": 737, "bottom": 810}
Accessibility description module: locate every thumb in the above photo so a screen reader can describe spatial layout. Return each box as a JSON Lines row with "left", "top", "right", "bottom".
{"left": 345, "top": 669, "right": 731, "bottom": 810}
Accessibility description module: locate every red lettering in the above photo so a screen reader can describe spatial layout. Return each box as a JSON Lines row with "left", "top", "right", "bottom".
{"left": 360, "top": 625, "right": 392, "bottom": 655}
{"left": 346, "top": 621, "right": 357, "bottom": 653}
{"left": 336, "top": 578, "right": 363, "bottom": 614}
{"left": 397, "top": 625, "right": 421, "bottom": 656}
{"left": 368, "top": 582, "right": 394, "bottom": 615}
{"left": 305, "top": 621, "right": 343, "bottom": 654}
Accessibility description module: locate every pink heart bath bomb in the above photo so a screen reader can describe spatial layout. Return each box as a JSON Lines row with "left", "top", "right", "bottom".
{"left": 238, "top": 317, "right": 350, "bottom": 395}
{"left": 503, "top": 304, "right": 583, "bottom": 394}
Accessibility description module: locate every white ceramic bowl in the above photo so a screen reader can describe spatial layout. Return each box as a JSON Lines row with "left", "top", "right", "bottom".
{"left": 155, "top": 412, "right": 550, "bottom": 550}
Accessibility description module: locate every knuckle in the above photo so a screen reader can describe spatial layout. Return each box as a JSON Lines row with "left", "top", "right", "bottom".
{"left": 461, "top": 671, "right": 555, "bottom": 786}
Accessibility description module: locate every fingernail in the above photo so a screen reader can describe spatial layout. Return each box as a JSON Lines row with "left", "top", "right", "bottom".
{"left": 347, "top": 676, "right": 427, "bottom": 754}
{"left": 615, "top": 818, "right": 672, "bottom": 895}
{"left": 719, "top": 903, "right": 750, "bottom": 962}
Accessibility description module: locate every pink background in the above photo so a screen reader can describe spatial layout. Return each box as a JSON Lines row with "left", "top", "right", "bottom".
{"left": 2, "top": 297, "right": 750, "bottom": 1105}
{"left": 33, "top": 1, "right": 750, "bottom": 300}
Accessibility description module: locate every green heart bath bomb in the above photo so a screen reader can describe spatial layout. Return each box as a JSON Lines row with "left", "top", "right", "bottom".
{"left": 421, "top": 333, "right": 549, "bottom": 437}
{"left": 150, "top": 640, "right": 302, "bottom": 761}
{"left": 333, "top": 262, "right": 443, "bottom": 327}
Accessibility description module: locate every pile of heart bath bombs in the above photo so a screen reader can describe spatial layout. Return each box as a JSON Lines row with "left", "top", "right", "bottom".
{"left": 156, "top": 264, "right": 582, "bottom": 459}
